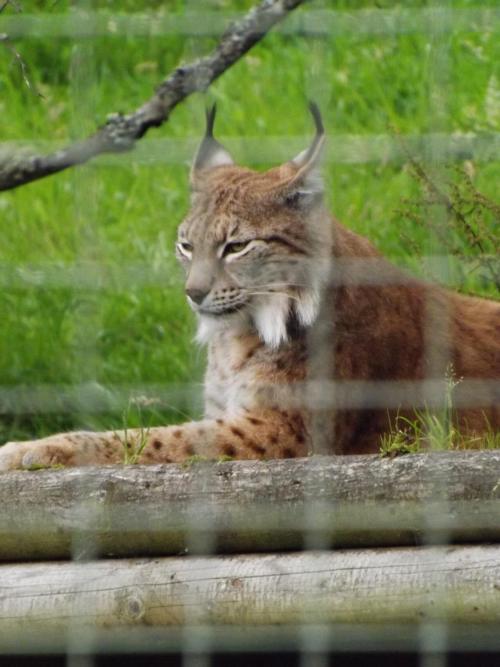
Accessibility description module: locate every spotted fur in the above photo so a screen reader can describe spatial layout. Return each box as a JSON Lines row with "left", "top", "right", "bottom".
{"left": 0, "top": 106, "right": 498, "bottom": 471}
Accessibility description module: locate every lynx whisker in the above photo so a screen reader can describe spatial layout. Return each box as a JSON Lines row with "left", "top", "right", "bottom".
{"left": 248, "top": 282, "right": 312, "bottom": 290}
{"left": 245, "top": 290, "right": 301, "bottom": 302}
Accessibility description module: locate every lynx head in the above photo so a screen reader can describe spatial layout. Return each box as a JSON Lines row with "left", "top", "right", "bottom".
{"left": 176, "top": 103, "right": 332, "bottom": 349}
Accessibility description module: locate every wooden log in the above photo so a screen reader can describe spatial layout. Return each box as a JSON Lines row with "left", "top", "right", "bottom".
{"left": 0, "top": 452, "right": 500, "bottom": 560}
{"left": 0, "top": 546, "right": 499, "bottom": 639}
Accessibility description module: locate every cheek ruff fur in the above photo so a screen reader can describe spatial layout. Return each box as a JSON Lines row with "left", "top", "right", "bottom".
{"left": 194, "top": 285, "right": 322, "bottom": 349}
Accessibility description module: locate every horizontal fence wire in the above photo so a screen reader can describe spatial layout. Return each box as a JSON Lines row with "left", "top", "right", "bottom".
{"left": 0, "top": 8, "right": 499, "bottom": 39}
{"left": 0, "top": 378, "right": 498, "bottom": 415}
{"left": 0, "top": 257, "right": 498, "bottom": 289}
{"left": 2, "top": 624, "right": 500, "bottom": 657}
{"left": 1, "top": 133, "right": 499, "bottom": 166}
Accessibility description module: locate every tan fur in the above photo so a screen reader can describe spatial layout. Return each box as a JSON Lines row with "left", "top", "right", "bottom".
{"left": 0, "top": 113, "right": 498, "bottom": 471}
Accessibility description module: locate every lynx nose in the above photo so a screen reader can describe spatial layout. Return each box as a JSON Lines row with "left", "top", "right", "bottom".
{"left": 185, "top": 287, "right": 209, "bottom": 305}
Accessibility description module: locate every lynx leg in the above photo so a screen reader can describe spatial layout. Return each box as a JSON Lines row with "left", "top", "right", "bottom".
{"left": 139, "top": 410, "right": 308, "bottom": 463}
{"left": 0, "top": 410, "right": 309, "bottom": 471}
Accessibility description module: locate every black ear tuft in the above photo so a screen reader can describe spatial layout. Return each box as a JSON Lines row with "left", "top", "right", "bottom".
{"left": 308, "top": 100, "right": 324, "bottom": 137}
{"left": 191, "top": 103, "right": 234, "bottom": 179}
{"left": 205, "top": 103, "right": 217, "bottom": 138}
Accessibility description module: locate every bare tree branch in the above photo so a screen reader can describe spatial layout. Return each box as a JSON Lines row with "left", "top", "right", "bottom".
{"left": 0, "top": 0, "right": 307, "bottom": 192}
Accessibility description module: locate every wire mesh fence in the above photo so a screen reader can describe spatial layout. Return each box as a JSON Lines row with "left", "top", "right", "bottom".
{"left": 0, "top": 1, "right": 499, "bottom": 666}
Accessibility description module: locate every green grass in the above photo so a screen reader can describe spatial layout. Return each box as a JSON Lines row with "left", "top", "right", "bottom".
{"left": 0, "top": 0, "right": 498, "bottom": 443}
{"left": 380, "top": 411, "right": 500, "bottom": 457}
{"left": 380, "top": 370, "right": 500, "bottom": 456}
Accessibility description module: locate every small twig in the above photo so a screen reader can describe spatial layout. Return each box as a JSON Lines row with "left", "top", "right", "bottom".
{"left": 0, "top": 33, "right": 42, "bottom": 97}
{"left": 0, "top": 0, "right": 40, "bottom": 96}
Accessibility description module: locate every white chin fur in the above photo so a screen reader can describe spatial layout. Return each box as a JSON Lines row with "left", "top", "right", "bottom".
{"left": 254, "top": 287, "right": 321, "bottom": 348}
{"left": 196, "top": 288, "right": 321, "bottom": 349}
{"left": 195, "top": 311, "right": 246, "bottom": 345}
{"left": 195, "top": 314, "right": 226, "bottom": 345}
{"left": 254, "top": 294, "right": 290, "bottom": 349}
{"left": 296, "top": 286, "right": 321, "bottom": 327}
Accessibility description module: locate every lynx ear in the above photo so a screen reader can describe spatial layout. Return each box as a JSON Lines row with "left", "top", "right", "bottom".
{"left": 190, "top": 104, "right": 234, "bottom": 186}
{"left": 282, "top": 101, "right": 325, "bottom": 207}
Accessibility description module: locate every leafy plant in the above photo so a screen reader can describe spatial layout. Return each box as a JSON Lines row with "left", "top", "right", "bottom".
{"left": 396, "top": 155, "right": 500, "bottom": 293}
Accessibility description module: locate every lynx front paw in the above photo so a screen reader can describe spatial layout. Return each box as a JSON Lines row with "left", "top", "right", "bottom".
{"left": 0, "top": 439, "right": 78, "bottom": 472}
{"left": 0, "top": 442, "right": 27, "bottom": 471}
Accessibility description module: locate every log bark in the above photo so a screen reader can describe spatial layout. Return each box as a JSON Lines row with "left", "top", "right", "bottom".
{"left": 0, "top": 452, "right": 499, "bottom": 560}
{"left": 0, "top": 546, "right": 499, "bottom": 637}
{"left": 0, "top": 0, "right": 307, "bottom": 191}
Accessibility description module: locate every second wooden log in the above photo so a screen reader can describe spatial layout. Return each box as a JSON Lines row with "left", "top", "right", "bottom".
{"left": 0, "top": 545, "right": 499, "bottom": 637}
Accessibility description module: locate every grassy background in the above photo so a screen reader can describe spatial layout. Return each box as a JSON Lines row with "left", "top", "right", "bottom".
{"left": 0, "top": 0, "right": 498, "bottom": 443}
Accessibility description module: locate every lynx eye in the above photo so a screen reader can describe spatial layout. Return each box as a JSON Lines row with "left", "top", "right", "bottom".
{"left": 223, "top": 241, "right": 250, "bottom": 257}
{"left": 176, "top": 241, "right": 193, "bottom": 258}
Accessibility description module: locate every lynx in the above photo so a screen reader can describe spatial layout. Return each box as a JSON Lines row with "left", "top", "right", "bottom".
{"left": 0, "top": 104, "right": 498, "bottom": 471}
